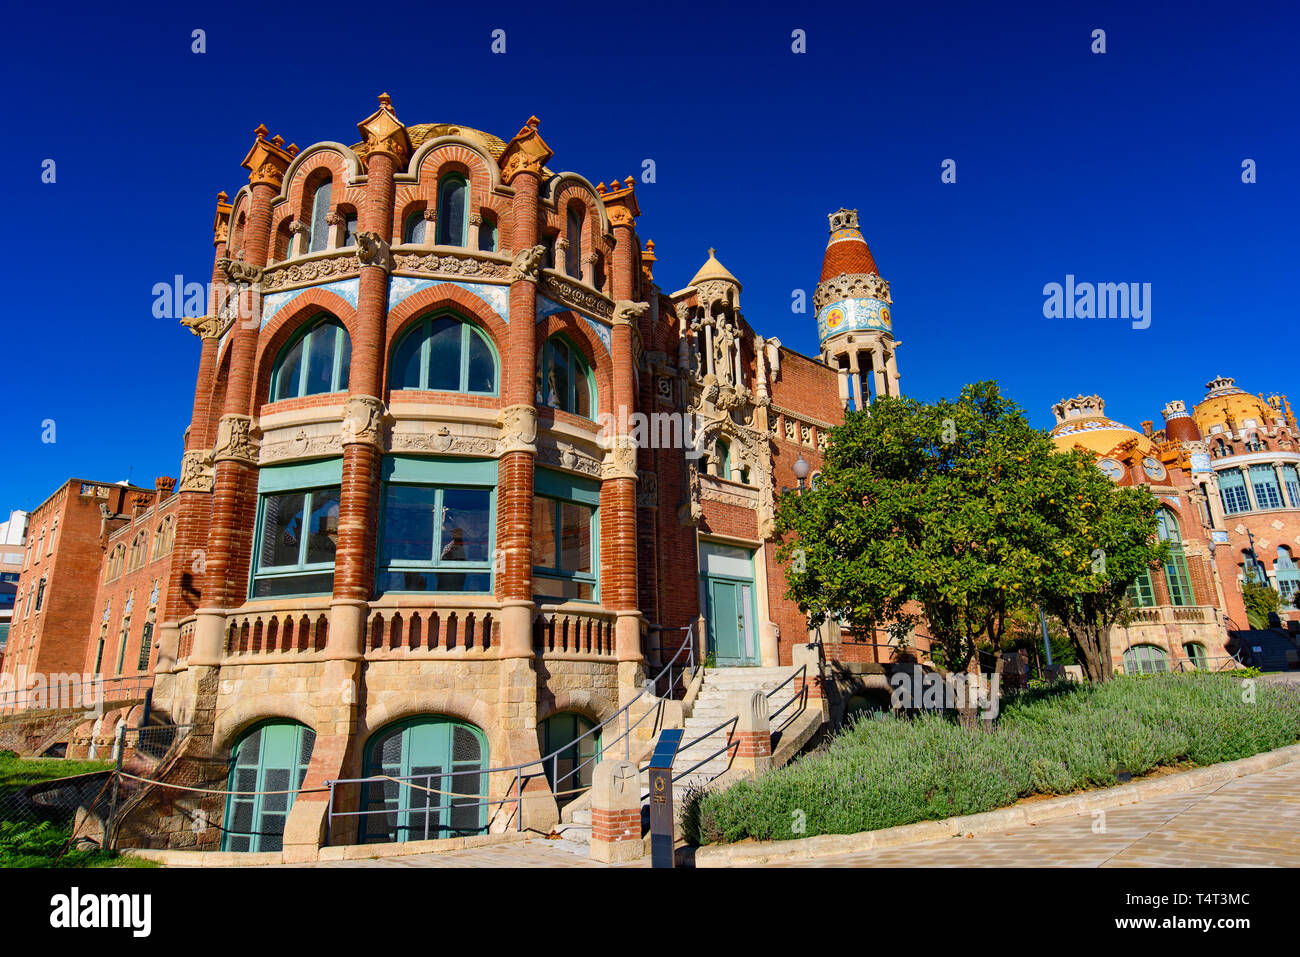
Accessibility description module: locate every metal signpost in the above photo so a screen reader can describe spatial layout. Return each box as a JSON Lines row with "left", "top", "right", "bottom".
{"left": 647, "top": 728, "right": 682, "bottom": 869}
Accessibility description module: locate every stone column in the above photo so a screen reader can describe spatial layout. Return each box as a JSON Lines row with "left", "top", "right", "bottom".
{"left": 871, "top": 345, "right": 887, "bottom": 401}
{"left": 847, "top": 351, "right": 863, "bottom": 409}
{"left": 589, "top": 759, "right": 643, "bottom": 863}
{"left": 1274, "top": 462, "right": 1290, "bottom": 508}
{"left": 1242, "top": 467, "right": 1259, "bottom": 511}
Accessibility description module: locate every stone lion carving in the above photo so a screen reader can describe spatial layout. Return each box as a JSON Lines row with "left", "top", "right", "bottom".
{"left": 612, "top": 300, "right": 649, "bottom": 326}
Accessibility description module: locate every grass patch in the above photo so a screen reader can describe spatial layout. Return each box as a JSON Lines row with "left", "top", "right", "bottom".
{"left": 687, "top": 673, "right": 1300, "bottom": 845}
{"left": 0, "top": 821, "right": 156, "bottom": 868}
{"left": 0, "top": 753, "right": 114, "bottom": 798}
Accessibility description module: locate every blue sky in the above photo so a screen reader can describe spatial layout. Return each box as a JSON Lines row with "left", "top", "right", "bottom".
{"left": 5, "top": 0, "right": 1297, "bottom": 512}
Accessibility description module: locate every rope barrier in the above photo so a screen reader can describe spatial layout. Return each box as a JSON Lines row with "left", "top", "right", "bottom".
{"left": 114, "top": 771, "right": 329, "bottom": 797}
{"left": 114, "top": 770, "right": 591, "bottom": 802}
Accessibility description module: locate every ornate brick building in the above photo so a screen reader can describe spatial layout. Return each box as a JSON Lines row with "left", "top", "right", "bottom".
{"left": 112, "top": 96, "right": 864, "bottom": 855}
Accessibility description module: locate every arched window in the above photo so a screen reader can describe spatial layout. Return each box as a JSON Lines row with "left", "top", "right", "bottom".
{"left": 34, "top": 576, "right": 46, "bottom": 613}
{"left": 106, "top": 544, "right": 126, "bottom": 582}
{"left": 47, "top": 518, "right": 57, "bottom": 554}
{"left": 1242, "top": 548, "right": 1268, "bottom": 585}
{"left": 1213, "top": 438, "right": 1229, "bottom": 458}
{"left": 128, "top": 531, "right": 148, "bottom": 571}
{"left": 539, "top": 712, "right": 600, "bottom": 808}
{"left": 1182, "top": 642, "right": 1208, "bottom": 669}
{"left": 360, "top": 716, "right": 488, "bottom": 843}
{"left": 1156, "top": 509, "right": 1193, "bottom": 606}
{"left": 222, "top": 721, "right": 316, "bottom": 852}
{"left": 270, "top": 316, "right": 351, "bottom": 401}
{"left": 716, "top": 440, "right": 732, "bottom": 480}
{"left": 1123, "top": 644, "right": 1168, "bottom": 675}
{"left": 565, "top": 203, "right": 584, "bottom": 277}
{"left": 308, "top": 175, "right": 332, "bottom": 253}
{"left": 391, "top": 314, "right": 497, "bottom": 394}
{"left": 436, "top": 175, "right": 468, "bottom": 246}
{"left": 478, "top": 215, "right": 498, "bottom": 253}
{"left": 342, "top": 211, "right": 358, "bottom": 248}
{"left": 403, "top": 209, "right": 427, "bottom": 245}
{"left": 152, "top": 516, "right": 175, "bottom": 558}
{"left": 536, "top": 336, "right": 594, "bottom": 418}
{"left": 1275, "top": 547, "right": 1300, "bottom": 608}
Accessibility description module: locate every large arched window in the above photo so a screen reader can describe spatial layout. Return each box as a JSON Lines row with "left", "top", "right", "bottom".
{"left": 152, "top": 516, "right": 175, "bottom": 558}
{"left": 360, "top": 716, "right": 488, "bottom": 843}
{"left": 222, "top": 721, "right": 316, "bottom": 852}
{"left": 391, "top": 314, "right": 496, "bottom": 394}
{"left": 536, "top": 336, "right": 594, "bottom": 419}
{"left": 1123, "top": 644, "right": 1168, "bottom": 675}
{"left": 539, "top": 712, "right": 600, "bottom": 808}
{"left": 127, "top": 531, "right": 148, "bottom": 571}
{"left": 106, "top": 544, "right": 126, "bottom": 582}
{"left": 1156, "top": 509, "right": 1193, "bottom": 606}
{"left": 1183, "top": 642, "right": 1209, "bottom": 669}
{"left": 308, "top": 175, "right": 332, "bottom": 253}
{"left": 270, "top": 317, "right": 351, "bottom": 401}
{"left": 436, "top": 174, "right": 468, "bottom": 247}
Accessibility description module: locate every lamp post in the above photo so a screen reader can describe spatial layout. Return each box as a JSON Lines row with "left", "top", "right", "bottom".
{"left": 793, "top": 453, "right": 810, "bottom": 492}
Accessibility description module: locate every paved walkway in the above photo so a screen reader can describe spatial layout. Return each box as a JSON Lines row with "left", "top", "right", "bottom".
{"left": 294, "top": 759, "right": 1300, "bottom": 867}
{"left": 765, "top": 760, "right": 1300, "bottom": 868}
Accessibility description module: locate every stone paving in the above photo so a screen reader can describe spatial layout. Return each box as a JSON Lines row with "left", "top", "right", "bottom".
{"left": 764, "top": 760, "right": 1300, "bottom": 868}
{"left": 288, "top": 759, "right": 1300, "bottom": 867}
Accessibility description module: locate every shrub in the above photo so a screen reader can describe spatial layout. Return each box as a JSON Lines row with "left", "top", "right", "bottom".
{"left": 689, "top": 673, "right": 1300, "bottom": 845}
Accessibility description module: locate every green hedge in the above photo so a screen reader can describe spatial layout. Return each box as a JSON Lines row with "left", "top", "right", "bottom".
{"left": 686, "top": 673, "right": 1300, "bottom": 845}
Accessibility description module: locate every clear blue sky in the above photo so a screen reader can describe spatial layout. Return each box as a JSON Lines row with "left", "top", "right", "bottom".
{"left": 4, "top": 0, "right": 1297, "bottom": 512}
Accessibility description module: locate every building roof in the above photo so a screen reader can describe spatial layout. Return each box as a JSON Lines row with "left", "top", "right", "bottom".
{"left": 819, "top": 208, "right": 879, "bottom": 282}
{"left": 688, "top": 248, "right": 741, "bottom": 289}
{"left": 1048, "top": 395, "right": 1155, "bottom": 456}
{"left": 1192, "top": 375, "right": 1277, "bottom": 434}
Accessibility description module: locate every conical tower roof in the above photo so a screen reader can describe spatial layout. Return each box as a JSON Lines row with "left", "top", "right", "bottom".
{"left": 688, "top": 247, "right": 741, "bottom": 290}
{"left": 820, "top": 208, "right": 878, "bottom": 281}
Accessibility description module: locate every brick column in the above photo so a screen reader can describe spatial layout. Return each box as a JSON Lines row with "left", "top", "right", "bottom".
{"left": 726, "top": 690, "right": 773, "bottom": 775}
{"left": 192, "top": 134, "right": 287, "bottom": 665}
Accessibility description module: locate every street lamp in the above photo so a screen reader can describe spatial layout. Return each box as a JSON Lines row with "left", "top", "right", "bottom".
{"left": 793, "top": 453, "right": 810, "bottom": 491}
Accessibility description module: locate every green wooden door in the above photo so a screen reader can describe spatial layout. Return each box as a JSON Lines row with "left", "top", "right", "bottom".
{"left": 540, "top": 712, "right": 600, "bottom": 807}
{"left": 222, "top": 721, "right": 315, "bottom": 852}
{"left": 701, "top": 542, "right": 759, "bottom": 666}
{"left": 361, "top": 717, "right": 488, "bottom": 843}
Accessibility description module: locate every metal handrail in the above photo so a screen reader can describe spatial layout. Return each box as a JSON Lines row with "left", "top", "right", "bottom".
{"left": 324, "top": 623, "right": 698, "bottom": 843}
{"left": 767, "top": 664, "right": 808, "bottom": 731}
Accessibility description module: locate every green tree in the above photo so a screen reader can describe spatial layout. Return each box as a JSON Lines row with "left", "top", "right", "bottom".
{"left": 777, "top": 382, "right": 1068, "bottom": 673}
{"left": 1033, "top": 450, "right": 1167, "bottom": 682}
{"left": 1241, "top": 581, "right": 1283, "bottom": 629}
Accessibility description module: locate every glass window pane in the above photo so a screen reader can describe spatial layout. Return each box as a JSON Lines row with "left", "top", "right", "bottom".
{"left": 260, "top": 493, "right": 306, "bottom": 567}
{"left": 532, "top": 499, "right": 556, "bottom": 569}
{"left": 440, "top": 489, "right": 491, "bottom": 563}
{"left": 273, "top": 335, "right": 305, "bottom": 401}
{"left": 549, "top": 343, "right": 570, "bottom": 412}
{"left": 560, "top": 503, "right": 592, "bottom": 574}
{"left": 405, "top": 212, "right": 426, "bottom": 245}
{"left": 381, "top": 486, "right": 438, "bottom": 563}
{"left": 393, "top": 323, "right": 425, "bottom": 389}
{"left": 574, "top": 363, "right": 591, "bottom": 418}
{"left": 466, "top": 328, "right": 495, "bottom": 393}
{"left": 304, "top": 488, "right": 340, "bottom": 565}
{"left": 310, "top": 179, "right": 332, "bottom": 253}
{"left": 566, "top": 206, "right": 583, "bottom": 275}
{"left": 252, "top": 571, "right": 333, "bottom": 598}
{"left": 304, "top": 324, "right": 340, "bottom": 395}
{"left": 534, "top": 576, "right": 593, "bottom": 601}
{"left": 426, "top": 318, "right": 462, "bottom": 391}
{"left": 478, "top": 219, "right": 497, "bottom": 252}
{"left": 438, "top": 178, "right": 466, "bottom": 246}
{"left": 343, "top": 214, "right": 358, "bottom": 248}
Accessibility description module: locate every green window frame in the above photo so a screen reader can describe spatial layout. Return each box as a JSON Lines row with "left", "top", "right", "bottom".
{"left": 390, "top": 314, "right": 498, "bottom": 395}
{"left": 137, "top": 618, "right": 154, "bottom": 672}
{"left": 308, "top": 177, "right": 332, "bottom": 254}
{"left": 1123, "top": 644, "right": 1169, "bottom": 675}
{"left": 251, "top": 460, "right": 344, "bottom": 599}
{"left": 1127, "top": 567, "right": 1156, "bottom": 607}
{"left": 269, "top": 316, "right": 351, "bottom": 401}
{"left": 375, "top": 456, "right": 497, "bottom": 595}
{"left": 532, "top": 468, "right": 599, "bottom": 603}
{"left": 1156, "top": 509, "right": 1194, "bottom": 606}
{"left": 222, "top": 721, "right": 316, "bottom": 852}
{"left": 436, "top": 174, "right": 468, "bottom": 247}
{"left": 536, "top": 335, "right": 595, "bottom": 419}
{"left": 360, "top": 716, "right": 488, "bottom": 843}
{"left": 1218, "top": 468, "right": 1251, "bottom": 514}
{"left": 1183, "top": 642, "right": 1209, "bottom": 669}
{"left": 114, "top": 616, "right": 131, "bottom": 675}
{"left": 540, "top": 711, "right": 600, "bottom": 807}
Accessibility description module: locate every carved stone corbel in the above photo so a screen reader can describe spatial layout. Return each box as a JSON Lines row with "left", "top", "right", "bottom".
{"left": 341, "top": 395, "right": 388, "bottom": 448}
{"left": 181, "top": 314, "right": 223, "bottom": 340}
{"left": 357, "top": 231, "right": 393, "bottom": 272}
{"left": 177, "top": 449, "right": 215, "bottom": 494}
{"left": 213, "top": 414, "right": 258, "bottom": 465}
{"left": 612, "top": 300, "right": 649, "bottom": 327}
{"left": 601, "top": 439, "right": 638, "bottom": 481}
{"left": 509, "top": 244, "right": 547, "bottom": 283}
{"left": 218, "top": 258, "right": 264, "bottom": 285}
{"left": 499, "top": 404, "right": 538, "bottom": 455}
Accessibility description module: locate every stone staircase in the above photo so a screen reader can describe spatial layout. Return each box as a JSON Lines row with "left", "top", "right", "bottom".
{"left": 673, "top": 666, "right": 798, "bottom": 790}
{"left": 546, "top": 665, "right": 800, "bottom": 851}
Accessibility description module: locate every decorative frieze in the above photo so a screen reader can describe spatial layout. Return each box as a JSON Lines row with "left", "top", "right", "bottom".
{"left": 389, "top": 425, "right": 499, "bottom": 456}
{"left": 812, "top": 272, "right": 892, "bottom": 312}
{"left": 537, "top": 442, "right": 602, "bottom": 479}
{"left": 539, "top": 272, "right": 614, "bottom": 319}
{"left": 262, "top": 253, "right": 361, "bottom": 290}
{"left": 259, "top": 428, "right": 343, "bottom": 464}
{"left": 391, "top": 251, "right": 510, "bottom": 280}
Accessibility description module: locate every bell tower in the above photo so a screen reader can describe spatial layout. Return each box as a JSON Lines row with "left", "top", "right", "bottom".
{"left": 815, "top": 208, "right": 899, "bottom": 409}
